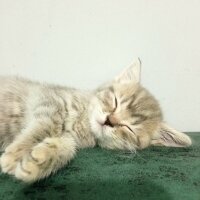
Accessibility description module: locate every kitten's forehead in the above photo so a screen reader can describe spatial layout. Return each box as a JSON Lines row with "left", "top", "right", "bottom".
{"left": 96, "top": 82, "right": 140, "bottom": 110}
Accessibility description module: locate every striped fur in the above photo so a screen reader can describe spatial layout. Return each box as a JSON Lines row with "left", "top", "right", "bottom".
{"left": 0, "top": 60, "right": 191, "bottom": 182}
{"left": 90, "top": 83, "right": 163, "bottom": 150}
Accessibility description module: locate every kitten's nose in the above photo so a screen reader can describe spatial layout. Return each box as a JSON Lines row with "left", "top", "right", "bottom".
{"left": 104, "top": 115, "right": 118, "bottom": 127}
{"left": 104, "top": 116, "right": 113, "bottom": 127}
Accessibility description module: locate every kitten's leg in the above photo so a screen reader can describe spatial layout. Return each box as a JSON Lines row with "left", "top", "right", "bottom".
{"left": 0, "top": 121, "right": 55, "bottom": 175}
{"left": 15, "top": 136, "right": 76, "bottom": 182}
{"left": 0, "top": 119, "right": 76, "bottom": 182}
{"left": 1, "top": 135, "right": 76, "bottom": 182}
{"left": 0, "top": 132, "right": 35, "bottom": 175}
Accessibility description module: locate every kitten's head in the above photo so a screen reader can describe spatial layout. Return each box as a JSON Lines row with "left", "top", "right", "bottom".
{"left": 89, "top": 58, "right": 192, "bottom": 151}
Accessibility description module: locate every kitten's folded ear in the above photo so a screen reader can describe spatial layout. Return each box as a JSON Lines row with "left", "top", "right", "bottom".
{"left": 151, "top": 122, "right": 192, "bottom": 147}
{"left": 115, "top": 57, "right": 141, "bottom": 84}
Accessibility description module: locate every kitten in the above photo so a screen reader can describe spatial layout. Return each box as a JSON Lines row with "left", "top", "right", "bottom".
{"left": 0, "top": 58, "right": 191, "bottom": 182}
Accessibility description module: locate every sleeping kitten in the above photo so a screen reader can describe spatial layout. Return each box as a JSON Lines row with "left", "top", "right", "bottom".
{"left": 0, "top": 58, "right": 191, "bottom": 182}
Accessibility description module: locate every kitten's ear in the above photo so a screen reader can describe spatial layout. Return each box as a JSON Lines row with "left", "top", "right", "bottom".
{"left": 115, "top": 58, "right": 141, "bottom": 84}
{"left": 151, "top": 122, "right": 192, "bottom": 147}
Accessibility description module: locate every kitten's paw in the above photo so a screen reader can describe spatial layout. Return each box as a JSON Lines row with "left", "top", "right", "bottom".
{"left": 15, "top": 138, "right": 59, "bottom": 182}
{"left": 0, "top": 152, "right": 18, "bottom": 175}
{"left": 31, "top": 137, "right": 59, "bottom": 164}
{"left": 15, "top": 154, "right": 40, "bottom": 182}
{"left": 0, "top": 145, "right": 24, "bottom": 175}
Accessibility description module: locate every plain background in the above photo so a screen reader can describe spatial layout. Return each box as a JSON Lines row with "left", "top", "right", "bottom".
{"left": 0, "top": 0, "right": 199, "bottom": 131}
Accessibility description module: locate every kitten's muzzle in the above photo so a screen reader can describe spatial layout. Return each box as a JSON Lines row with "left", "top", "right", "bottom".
{"left": 104, "top": 115, "right": 118, "bottom": 127}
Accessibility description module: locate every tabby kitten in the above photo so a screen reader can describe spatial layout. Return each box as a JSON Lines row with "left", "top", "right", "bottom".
{"left": 0, "top": 58, "right": 191, "bottom": 182}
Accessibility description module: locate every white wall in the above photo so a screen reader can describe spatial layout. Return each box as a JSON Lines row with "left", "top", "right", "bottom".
{"left": 0, "top": 0, "right": 199, "bottom": 131}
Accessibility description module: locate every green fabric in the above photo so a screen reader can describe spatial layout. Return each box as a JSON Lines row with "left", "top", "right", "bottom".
{"left": 0, "top": 133, "right": 199, "bottom": 200}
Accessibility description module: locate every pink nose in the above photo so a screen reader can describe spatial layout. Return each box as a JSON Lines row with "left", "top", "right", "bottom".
{"left": 104, "top": 115, "right": 118, "bottom": 127}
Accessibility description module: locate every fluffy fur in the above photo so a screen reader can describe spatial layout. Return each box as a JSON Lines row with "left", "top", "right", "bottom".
{"left": 0, "top": 58, "right": 191, "bottom": 182}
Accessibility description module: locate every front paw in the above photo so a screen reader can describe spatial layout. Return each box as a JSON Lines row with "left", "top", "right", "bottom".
{"left": 15, "top": 138, "right": 59, "bottom": 182}
{"left": 0, "top": 152, "right": 18, "bottom": 175}
{"left": 0, "top": 146, "right": 24, "bottom": 175}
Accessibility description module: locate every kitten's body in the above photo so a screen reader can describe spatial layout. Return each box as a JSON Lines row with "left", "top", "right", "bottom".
{"left": 0, "top": 59, "right": 192, "bottom": 182}
{"left": 0, "top": 77, "right": 95, "bottom": 149}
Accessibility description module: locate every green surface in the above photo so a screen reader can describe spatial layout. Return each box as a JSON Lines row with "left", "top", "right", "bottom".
{"left": 0, "top": 133, "right": 200, "bottom": 200}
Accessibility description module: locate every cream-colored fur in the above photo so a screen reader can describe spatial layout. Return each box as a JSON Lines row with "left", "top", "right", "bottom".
{"left": 0, "top": 58, "right": 192, "bottom": 182}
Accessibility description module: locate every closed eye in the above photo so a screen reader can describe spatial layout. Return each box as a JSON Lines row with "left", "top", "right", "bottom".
{"left": 119, "top": 124, "right": 134, "bottom": 133}
{"left": 113, "top": 96, "right": 118, "bottom": 112}
{"left": 115, "top": 96, "right": 118, "bottom": 108}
